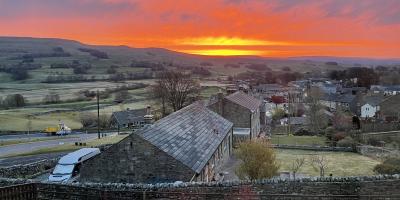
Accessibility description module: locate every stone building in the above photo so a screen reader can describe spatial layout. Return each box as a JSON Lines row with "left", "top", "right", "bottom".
{"left": 80, "top": 102, "right": 233, "bottom": 184}
{"left": 110, "top": 106, "right": 153, "bottom": 130}
{"left": 208, "top": 91, "right": 261, "bottom": 142}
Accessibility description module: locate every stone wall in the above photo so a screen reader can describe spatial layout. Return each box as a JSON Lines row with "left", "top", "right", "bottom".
{"left": 360, "top": 121, "right": 400, "bottom": 133}
{"left": 0, "top": 159, "right": 58, "bottom": 179}
{"left": 357, "top": 145, "right": 400, "bottom": 160}
{"left": 273, "top": 144, "right": 354, "bottom": 152}
{"left": 2, "top": 175, "right": 400, "bottom": 199}
{"left": 79, "top": 133, "right": 195, "bottom": 184}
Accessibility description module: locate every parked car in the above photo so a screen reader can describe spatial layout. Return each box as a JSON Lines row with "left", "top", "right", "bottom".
{"left": 48, "top": 148, "right": 100, "bottom": 182}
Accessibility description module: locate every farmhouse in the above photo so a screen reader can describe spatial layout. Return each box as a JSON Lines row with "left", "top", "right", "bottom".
{"left": 80, "top": 102, "right": 233, "bottom": 183}
{"left": 110, "top": 107, "right": 153, "bottom": 129}
{"left": 208, "top": 91, "right": 261, "bottom": 141}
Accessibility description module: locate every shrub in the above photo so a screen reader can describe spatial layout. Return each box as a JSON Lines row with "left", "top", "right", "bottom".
{"left": 333, "top": 132, "right": 346, "bottom": 142}
{"left": 336, "top": 136, "right": 357, "bottom": 150}
{"left": 235, "top": 140, "right": 279, "bottom": 180}
{"left": 294, "top": 128, "right": 313, "bottom": 136}
{"left": 374, "top": 158, "right": 400, "bottom": 175}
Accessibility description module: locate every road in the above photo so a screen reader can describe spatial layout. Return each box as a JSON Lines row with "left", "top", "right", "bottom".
{"left": 0, "top": 133, "right": 98, "bottom": 157}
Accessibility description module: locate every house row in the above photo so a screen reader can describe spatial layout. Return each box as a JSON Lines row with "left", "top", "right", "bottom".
{"left": 371, "top": 85, "right": 400, "bottom": 96}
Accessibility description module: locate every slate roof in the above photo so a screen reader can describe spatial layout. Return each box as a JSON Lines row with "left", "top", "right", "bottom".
{"left": 111, "top": 109, "right": 147, "bottom": 125}
{"left": 321, "top": 93, "right": 355, "bottom": 103}
{"left": 134, "top": 102, "right": 233, "bottom": 173}
{"left": 362, "top": 95, "right": 384, "bottom": 106}
{"left": 225, "top": 91, "right": 262, "bottom": 112}
{"left": 255, "top": 84, "right": 283, "bottom": 91}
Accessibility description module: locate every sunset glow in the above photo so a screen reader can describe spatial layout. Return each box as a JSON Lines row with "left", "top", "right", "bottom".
{"left": 1, "top": 0, "right": 399, "bottom": 58}
{"left": 184, "top": 49, "right": 264, "bottom": 56}
{"left": 177, "top": 37, "right": 291, "bottom": 46}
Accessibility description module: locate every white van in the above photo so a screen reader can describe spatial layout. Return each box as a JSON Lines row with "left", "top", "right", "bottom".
{"left": 48, "top": 148, "right": 100, "bottom": 182}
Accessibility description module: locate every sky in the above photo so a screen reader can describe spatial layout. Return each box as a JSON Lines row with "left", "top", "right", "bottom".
{"left": 0, "top": 0, "right": 399, "bottom": 58}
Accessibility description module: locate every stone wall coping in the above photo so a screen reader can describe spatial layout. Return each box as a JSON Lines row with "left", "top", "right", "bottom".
{"left": 2, "top": 174, "right": 400, "bottom": 190}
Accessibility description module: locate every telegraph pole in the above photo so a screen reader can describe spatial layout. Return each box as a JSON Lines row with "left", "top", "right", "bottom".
{"left": 97, "top": 90, "right": 100, "bottom": 139}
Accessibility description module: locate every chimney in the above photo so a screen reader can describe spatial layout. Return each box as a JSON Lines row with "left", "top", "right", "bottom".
{"left": 146, "top": 105, "right": 151, "bottom": 115}
{"left": 144, "top": 105, "right": 154, "bottom": 124}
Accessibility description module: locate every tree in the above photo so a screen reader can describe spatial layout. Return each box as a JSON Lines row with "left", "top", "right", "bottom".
{"left": 290, "top": 157, "right": 305, "bottom": 180}
{"left": 332, "top": 108, "right": 352, "bottom": 131}
{"left": 311, "top": 155, "right": 328, "bottom": 177}
{"left": 235, "top": 140, "right": 279, "bottom": 181}
{"left": 4, "top": 94, "right": 25, "bottom": 108}
{"left": 98, "top": 113, "right": 111, "bottom": 129}
{"left": 306, "top": 87, "right": 326, "bottom": 133}
{"left": 374, "top": 158, "right": 400, "bottom": 175}
{"left": 272, "top": 108, "right": 285, "bottom": 121}
{"left": 153, "top": 71, "right": 200, "bottom": 112}
{"left": 80, "top": 112, "right": 96, "bottom": 128}
{"left": 43, "top": 91, "right": 60, "bottom": 104}
{"left": 114, "top": 90, "right": 131, "bottom": 103}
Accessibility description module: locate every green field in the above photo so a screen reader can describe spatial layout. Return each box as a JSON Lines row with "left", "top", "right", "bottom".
{"left": 4, "top": 134, "right": 128, "bottom": 157}
{"left": 276, "top": 149, "right": 380, "bottom": 177}
{"left": 0, "top": 85, "right": 220, "bottom": 132}
{"left": 271, "top": 135, "right": 327, "bottom": 146}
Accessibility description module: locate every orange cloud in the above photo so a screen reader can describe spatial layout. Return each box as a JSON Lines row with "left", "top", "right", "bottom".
{"left": 0, "top": 0, "right": 399, "bottom": 58}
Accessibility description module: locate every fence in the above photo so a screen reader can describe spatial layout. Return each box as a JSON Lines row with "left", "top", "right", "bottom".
{"left": 273, "top": 144, "right": 354, "bottom": 152}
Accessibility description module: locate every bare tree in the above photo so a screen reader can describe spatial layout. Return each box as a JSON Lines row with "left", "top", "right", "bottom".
{"left": 114, "top": 90, "right": 131, "bottom": 103}
{"left": 152, "top": 71, "right": 200, "bottom": 114}
{"left": 98, "top": 113, "right": 111, "bottom": 129}
{"left": 310, "top": 155, "right": 328, "bottom": 177}
{"left": 290, "top": 157, "right": 305, "bottom": 180}
{"left": 306, "top": 87, "right": 326, "bottom": 133}
{"left": 43, "top": 91, "right": 60, "bottom": 104}
{"left": 80, "top": 112, "right": 96, "bottom": 128}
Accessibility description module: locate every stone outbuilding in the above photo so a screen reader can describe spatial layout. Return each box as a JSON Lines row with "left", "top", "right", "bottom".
{"left": 80, "top": 102, "right": 233, "bottom": 183}
{"left": 208, "top": 91, "right": 261, "bottom": 143}
{"left": 110, "top": 107, "right": 153, "bottom": 130}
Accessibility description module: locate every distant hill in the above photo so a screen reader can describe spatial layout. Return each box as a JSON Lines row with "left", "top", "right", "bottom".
{"left": 288, "top": 56, "right": 400, "bottom": 65}
{"left": 0, "top": 36, "right": 399, "bottom": 79}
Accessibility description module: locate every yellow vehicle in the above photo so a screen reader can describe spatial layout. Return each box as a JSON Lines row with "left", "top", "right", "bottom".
{"left": 44, "top": 121, "right": 71, "bottom": 136}
{"left": 44, "top": 127, "right": 59, "bottom": 135}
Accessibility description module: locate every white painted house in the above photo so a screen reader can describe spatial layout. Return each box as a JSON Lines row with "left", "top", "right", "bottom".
{"left": 360, "top": 95, "right": 384, "bottom": 119}
{"left": 361, "top": 103, "right": 379, "bottom": 118}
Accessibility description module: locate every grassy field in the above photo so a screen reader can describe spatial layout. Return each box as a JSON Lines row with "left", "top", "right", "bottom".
{"left": 276, "top": 149, "right": 380, "bottom": 177}
{"left": 271, "top": 135, "right": 327, "bottom": 146}
{"left": 0, "top": 85, "right": 218, "bottom": 132}
{"left": 4, "top": 134, "right": 128, "bottom": 157}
